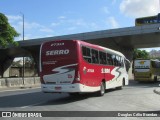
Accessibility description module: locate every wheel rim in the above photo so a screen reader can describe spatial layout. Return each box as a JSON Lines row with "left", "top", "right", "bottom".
{"left": 101, "top": 82, "right": 105, "bottom": 95}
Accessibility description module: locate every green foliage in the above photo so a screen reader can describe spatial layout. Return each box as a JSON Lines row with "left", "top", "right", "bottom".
{"left": 25, "top": 57, "right": 35, "bottom": 68}
{"left": 12, "top": 57, "right": 35, "bottom": 68}
{"left": 0, "top": 13, "right": 19, "bottom": 48}
{"left": 133, "top": 49, "right": 149, "bottom": 60}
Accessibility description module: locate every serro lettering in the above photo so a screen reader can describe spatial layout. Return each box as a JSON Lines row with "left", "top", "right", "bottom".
{"left": 46, "top": 49, "right": 69, "bottom": 56}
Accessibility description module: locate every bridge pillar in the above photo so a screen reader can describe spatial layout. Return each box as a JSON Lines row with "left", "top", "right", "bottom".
{"left": 118, "top": 48, "right": 134, "bottom": 79}
{"left": 26, "top": 46, "right": 40, "bottom": 76}
{"left": 0, "top": 56, "right": 14, "bottom": 78}
{"left": 119, "top": 48, "right": 134, "bottom": 61}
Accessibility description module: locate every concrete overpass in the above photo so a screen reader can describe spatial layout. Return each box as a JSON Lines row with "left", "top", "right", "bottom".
{"left": 1, "top": 23, "right": 160, "bottom": 77}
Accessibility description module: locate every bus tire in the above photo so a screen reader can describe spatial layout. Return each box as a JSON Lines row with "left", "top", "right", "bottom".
{"left": 97, "top": 81, "right": 105, "bottom": 96}
{"left": 69, "top": 93, "right": 79, "bottom": 96}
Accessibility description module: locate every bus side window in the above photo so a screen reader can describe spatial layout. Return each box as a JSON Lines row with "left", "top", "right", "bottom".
{"left": 152, "top": 61, "right": 160, "bottom": 68}
{"left": 158, "top": 62, "right": 160, "bottom": 68}
{"left": 91, "top": 49, "right": 99, "bottom": 64}
{"left": 99, "top": 51, "right": 107, "bottom": 65}
{"left": 82, "top": 46, "right": 92, "bottom": 63}
{"left": 152, "top": 61, "right": 156, "bottom": 68}
{"left": 115, "top": 55, "right": 119, "bottom": 66}
{"left": 112, "top": 54, "right": 116, "bottom": 66}
{"left": 157, "top": 13, "right": 160, "bottom": 23}
{"left": 118, "top": 56, "right": 123, "bottom": 67}
{"left": 82, "top": 46, "right": 87, "bottom": 56}
{"left": 107, "top": 53, "right": 113, "bottom": 65}
{"left": 116, "top": 56, "right": 120, "bottom": 66}
{"left": 120, "top": 57, "right": 124, "bottom": 67}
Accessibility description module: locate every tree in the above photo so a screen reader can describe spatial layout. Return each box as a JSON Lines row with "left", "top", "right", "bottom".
{"left": 25, "top": 57, "right": 35, "bottom": 68}
{"left": 133, "top": 49, "right": 149, "bottom": 60}
{"left": 0, "top": 13, "right": 19, "bottom": 48}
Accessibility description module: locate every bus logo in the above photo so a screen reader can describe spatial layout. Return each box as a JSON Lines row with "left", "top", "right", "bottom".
{"left": 139, "top": 61, "right": 146, "bottom": 65}
{"left": 46, "top": 49, "right": 70, "bottom": 56}
{"left": 51, "top": 43, "right": 64, "bottom": 46}
{"left": 83, "top": 67, "right": 87, "bottom": 74}
{"left": 101, "top": 68, "right": 110, "bottom": 73}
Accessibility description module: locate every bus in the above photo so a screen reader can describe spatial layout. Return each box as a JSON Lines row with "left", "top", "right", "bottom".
{"left": 134, "top": 59, "right": 160, "bottom": 82}
{"left": 39, "top": 40, "right": 129, "bottom": 96}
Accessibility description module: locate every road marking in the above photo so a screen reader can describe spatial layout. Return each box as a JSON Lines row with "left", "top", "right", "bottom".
{"left": 0, "top": 87, "right": 40, "bottom": 93}
{"left": 20, "top": 101, "right": 46, "bottom": 109}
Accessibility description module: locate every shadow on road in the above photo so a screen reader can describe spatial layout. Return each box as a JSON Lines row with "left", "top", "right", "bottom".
{"left": 127, "top": 79, "right": 160, "bottom": 88}
{"left": 38, "top": 94, "right": 90, "bottom": 106}
{"left": 0, "top": 80, "right": 159, "bottom": 108}
{"left": 36, "top": 89, "right": 118, "bottom": 106}
{"left": 0, "top": 92, "right": 47, "bottom": 108}
{"left": 0, "top": 90, "right": 107, "bottom": 108}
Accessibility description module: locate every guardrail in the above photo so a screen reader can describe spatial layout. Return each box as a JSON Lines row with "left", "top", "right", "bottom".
{"left": 0, "top": 77, "right": 40, "bottom": 88}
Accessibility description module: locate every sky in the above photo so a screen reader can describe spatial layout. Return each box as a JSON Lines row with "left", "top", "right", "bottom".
{"left": 0, "top": 0, "right": 160, "bottom": 51}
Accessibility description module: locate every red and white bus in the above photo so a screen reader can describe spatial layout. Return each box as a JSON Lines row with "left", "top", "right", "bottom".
{"left": 40, "top": 40, "right": 129, "bottom": 96}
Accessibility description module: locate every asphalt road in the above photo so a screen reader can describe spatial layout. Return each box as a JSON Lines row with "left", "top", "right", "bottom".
{"left": 0, "top": 80, "right": 160, "bottom": 120}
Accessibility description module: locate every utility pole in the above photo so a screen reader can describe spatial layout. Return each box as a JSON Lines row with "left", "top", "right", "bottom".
{"left": 22, "top": 14, "right": 25, "bottom": 85}
{"left": 20, "top": 13, "right": 25, "bottom": 85}
{"left": 159, "top": 0, "right": 160, "bottom": 12}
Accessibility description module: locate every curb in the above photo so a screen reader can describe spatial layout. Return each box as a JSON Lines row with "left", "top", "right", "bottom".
{"left": 0, "top": 86, "right": 40, "bottom": 93}
{"left": 153, "top": 88, "right": 160, "bottom": 95}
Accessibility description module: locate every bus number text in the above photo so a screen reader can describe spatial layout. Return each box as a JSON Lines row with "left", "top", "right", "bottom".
{"left": 101, "top": 68, "right": 110, "bottom": 73}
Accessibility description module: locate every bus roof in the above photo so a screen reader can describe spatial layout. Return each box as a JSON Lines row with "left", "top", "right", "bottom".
{"left": 134, "top": 58, "right": 160, "bottom": 62}
{"left": 76, "top": 40, "right": 125, "bottom": 57}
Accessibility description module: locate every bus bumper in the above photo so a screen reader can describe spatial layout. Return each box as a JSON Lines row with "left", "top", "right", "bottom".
{"left": 134, "top": 77, "right": 153, "bottom": 81}
{"left": 41, "top": 83, "right": 100, "bottom": 93}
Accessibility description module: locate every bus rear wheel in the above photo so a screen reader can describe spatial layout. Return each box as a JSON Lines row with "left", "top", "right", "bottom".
{"left": 69, "top": 93, "right": 80, "bottom": 96}
{"left": 97, "top": 81, "right": 105, "bottom": 96}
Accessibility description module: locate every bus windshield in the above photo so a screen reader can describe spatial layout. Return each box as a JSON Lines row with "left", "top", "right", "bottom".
{"left": 134, "top": 60, "right": 150, "bottom": 70}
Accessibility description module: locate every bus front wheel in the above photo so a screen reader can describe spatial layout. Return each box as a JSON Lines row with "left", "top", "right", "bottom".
{"left": 97, "top": 81, "right": 105, "bottom": 96}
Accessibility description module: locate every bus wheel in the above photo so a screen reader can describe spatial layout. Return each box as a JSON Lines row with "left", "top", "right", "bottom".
{"left": 98, "top": 81, "right": 105, "bottom": 96}
{"left": 69, "top": 93, "right": 79, "bottom": 96}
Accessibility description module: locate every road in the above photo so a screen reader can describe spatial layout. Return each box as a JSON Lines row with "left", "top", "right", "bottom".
{"left": 0, "top": 80, "right": 160, "bottom": 120}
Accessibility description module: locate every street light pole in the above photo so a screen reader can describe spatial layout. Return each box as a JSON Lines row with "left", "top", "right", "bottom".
{"left": 21, "top": 13, "right": 25, "bottom": 85}
{"left": 159, "top": 0, "right": 160, "bottom": 13}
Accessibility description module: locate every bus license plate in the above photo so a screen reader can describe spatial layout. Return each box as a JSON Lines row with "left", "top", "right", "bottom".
{"left": 55, "top": 86, "right": 62, "bottom": 90}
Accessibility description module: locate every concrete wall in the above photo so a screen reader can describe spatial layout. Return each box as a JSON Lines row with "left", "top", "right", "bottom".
{"left": 0, "top": 77, "right": 40, "bottom": 88}
{"left": 9, "top": 67, "right": 38, "bottom": 77}
{"left": 128, "top": 62, "right": 134, "bottom": 80}
{"left": 0, "top": 78, "right": 6, "bottom": 87}
{"left": 3, "top": 68, "right": 10, "bottom": 78}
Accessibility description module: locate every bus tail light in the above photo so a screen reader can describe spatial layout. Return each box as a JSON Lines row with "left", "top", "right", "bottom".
{"left": 77, "top": 71, "right": 81, "bottom": 81}
{"left": 74, "top": 71, "right": 80, "bottom": 83}
{"left": 68, "top": 74, "right": 73, "bottom": 78}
